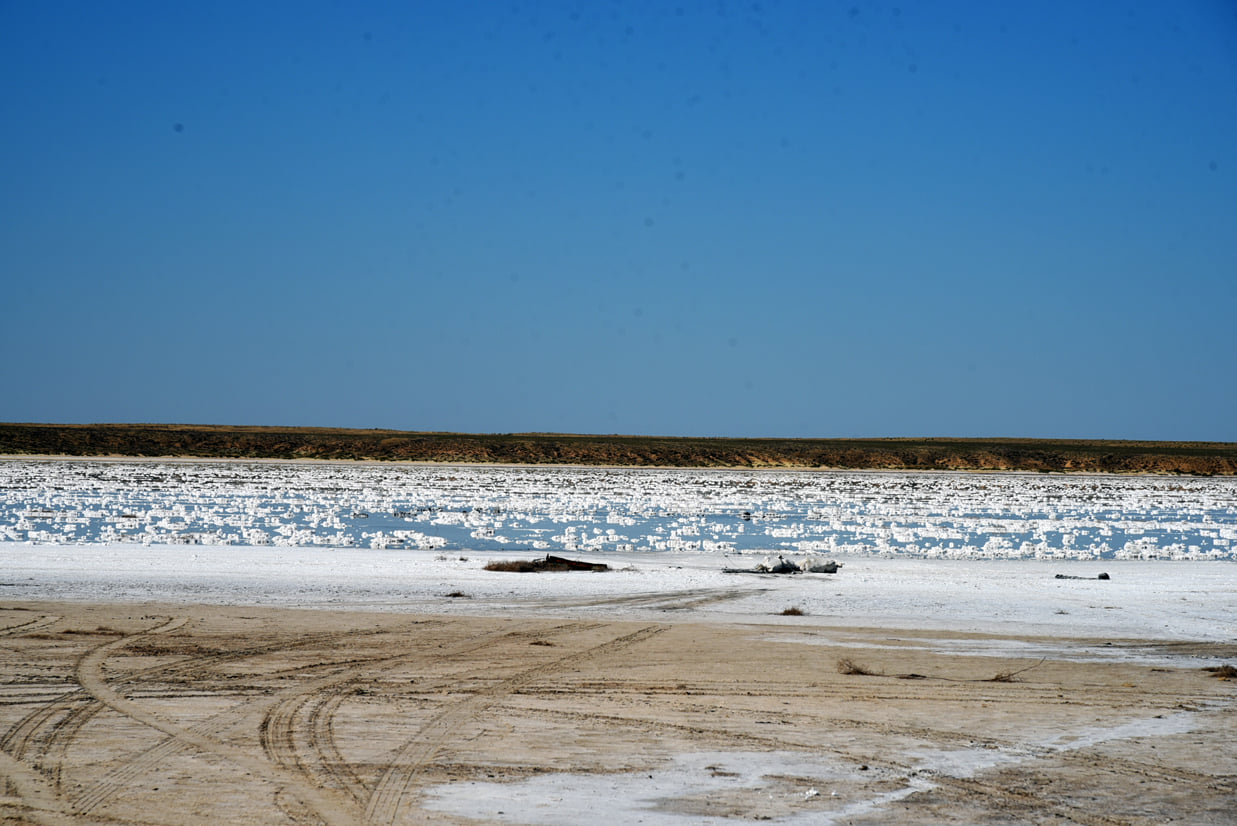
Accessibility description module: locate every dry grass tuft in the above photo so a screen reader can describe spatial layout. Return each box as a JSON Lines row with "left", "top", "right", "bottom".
{"left": 1204, "top": 664, "right": 1237, "bottom": 679}
{"left": 837, "top": 658, "right": 881, "bottom": 676}
{"left": 444, "top": 591, "right": 470, "bottom": 598}
{"left": 984, "top": 657, "right": 1047, "bottom": 683}
{"left": 780, "top": 606, "right": 805, "bottom": 616}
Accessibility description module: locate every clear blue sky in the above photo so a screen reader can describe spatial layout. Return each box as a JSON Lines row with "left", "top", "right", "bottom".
{"left": 3, "top": 1, "right": 1235, "bottom": 440}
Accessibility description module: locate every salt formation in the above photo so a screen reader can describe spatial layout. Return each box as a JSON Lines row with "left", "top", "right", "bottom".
{"left": 0, "top": 460, "right": 1234, "bottom": 561}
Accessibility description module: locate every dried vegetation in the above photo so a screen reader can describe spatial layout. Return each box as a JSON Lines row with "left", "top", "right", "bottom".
{"left": 3, "top": 423, "right": 1234, "bottom": 473}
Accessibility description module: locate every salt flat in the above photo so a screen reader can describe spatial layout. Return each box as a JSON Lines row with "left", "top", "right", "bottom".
{"left": 4, "top": 460, "right": 1236, "bottom": 560}
{"left": 2, "top": 543, "right": 1235, "bottom": 825}
{"left": 2, "top": 542, "right": 1236, "bottom": 644}
{"left": 1, "top": 460, "right": 1235, "bottom": 823}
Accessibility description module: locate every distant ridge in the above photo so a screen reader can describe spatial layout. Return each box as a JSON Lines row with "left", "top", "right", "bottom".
{"left": 2, "top": 423, "right": 1234, "bottom": 475}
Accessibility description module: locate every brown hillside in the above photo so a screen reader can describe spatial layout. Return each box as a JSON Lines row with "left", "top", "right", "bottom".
{"left": 2, "top": 423, "right": 1234, "bottom": 474}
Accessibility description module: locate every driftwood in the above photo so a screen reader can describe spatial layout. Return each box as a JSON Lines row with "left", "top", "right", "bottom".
{"left": 1054, "top": 573, "right": 1110, "bottom": 580}
{"left": 484, "top": 555, "right": 610, "bottom": 573}
{"left": 544, "top": 555, "right": 610, "bottom": 571}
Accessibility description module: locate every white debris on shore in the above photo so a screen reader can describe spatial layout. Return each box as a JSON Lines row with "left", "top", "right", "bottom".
{"left": 753, "top": 554, "right": 841, "bottom": 573}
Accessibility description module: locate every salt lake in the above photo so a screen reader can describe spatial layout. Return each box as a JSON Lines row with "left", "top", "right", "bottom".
{"left": 2, "top": 459, "right": 1235, "bottom": 560}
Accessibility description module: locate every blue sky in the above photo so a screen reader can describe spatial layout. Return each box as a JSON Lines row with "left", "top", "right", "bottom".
{"left": 3, "top": 1, "right": 1235, "bottom": 440}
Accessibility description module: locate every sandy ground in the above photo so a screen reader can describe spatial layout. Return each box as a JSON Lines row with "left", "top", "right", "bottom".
{"left": 1, "top": 593, "right": 1235, "bottom": 826}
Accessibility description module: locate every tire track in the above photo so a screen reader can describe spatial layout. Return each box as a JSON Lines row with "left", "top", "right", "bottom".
{"left": 76, "top": 666, "right": 362, "bottom": 817}
{"left": 658, "top": 589, "right": 771, "bottom": 611}
{"left": 2, "top": 618, "right": 191, "bottom": 789}
{"left": 256, "top": 622, "right": 595, "bottom": 804}
{"left": 494, "top": 706, "right": 1167, "bottom": 826}
{"left": 531, "top": 587, "right": 765, "bottom": 612}
{"left": 77, "top": 621, "right": 556, "bottom": 818}
{"left": 12, "top": 618, "right": 437, "bottom": 813}
{"left": 257, "top": 685, "right": 371, "bottom": 806}
{"left": 308, "top": 689, "right": 365, "bottom": 803}
{"left": 926, "top": 774, "right": 1136, "bottom": 826}
{"left": 492, "top": 681, "right": 1223, "bottom": 826}
{"left": 37, "top": 696, "right": 99, "bottom": 790}
{"left": 509, "top": 701, "right": 1013, "bottom": 755}
{"left": 364, "top": 623, "right": 668, "bottom": 825}
{"left": 72, "top": 626, "right": 438, "bottom": 817}
{"left": 1058, "top": 750, "right": 1237, "bottom": 793}
{"left": 0, "top": 748, "right": 78, "bottom": 826}
{"left": 72, "top": 732, "right": 187, "bottom": 816}
{"left": 5, "top": 604, "right": 1231, "bottom": 825}
{"left": 259, "top": 691, "right": 312, "bottom": 778}
{"left": 73, "top": 617, "right": 366, "bottom": 826}
{"left": 0, "top": 614, "right": 60, "bottom": 638}
{"left": 0, "top": 695, "right": 93, "bottom": 763}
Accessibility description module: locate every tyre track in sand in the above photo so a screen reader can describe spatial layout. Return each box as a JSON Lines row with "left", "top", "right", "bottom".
{"left": 308, "top": 689, "right": 361, "bottom": 802}
{"left": 922, "top": 773, "right": 1136, "bottom": 826}
{"left": 72, "top": 616, "right": 367, "bottom": 826}
{"left": 7, "top": 618, "right": 441, "bottom": 816}
{"left": 0, "top": 617, "right": 185, "bottom": 824}
{"left": 77, "top": 666, "right": 372, "bottom": 817}
{"left": 4, "top": 620, "right": 395, "bottom": 755}
{"left": 502, "top": 705, "right": 1209, "bottom": 826}
{"left": 529, "top": 587, "right": 766, "bottom": 612}
{"left": 363, "top": 623, "right": 668, "bottom": 826}
{"left": 71, "top": 619, "right": 452, "bottom": 818}
{"left": 34, "top": 695, "right": 97, "bottom": 791}
{"left": 481, "top": 653, "right": 1233, "bottom": 826}
{"left": 258, "top": 622, "right": 604, "bottom": 806}
{"left": 1050, "top": 747, "right": 1237, "bottom": 794}
{"left": 74, "top": 620, "right": 593, "bottom": 817}
{"left": 8, "top": 604, "right": 1231, "bottom": 826}
{"left": 1, "top": 620, "right": 177, "bottom": 796}
{"left": 0, "top": 747, "right": 79, "bottom": 826}
{"left": 0, "top": 694, "right": 93, "bottom": 765}
{"left": 0, "top": 614, "right": 61, "bottom": 638}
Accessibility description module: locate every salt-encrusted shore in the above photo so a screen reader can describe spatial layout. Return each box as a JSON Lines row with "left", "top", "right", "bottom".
{"left": 2, "top": 546, "right": 1235, "bottom": 824}
{"left": 3, "top": 543, "right": 1236, "bottom": 640}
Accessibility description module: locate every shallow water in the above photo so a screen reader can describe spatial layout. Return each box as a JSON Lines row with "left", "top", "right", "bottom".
{"left": 2, "top": 459, "right": 1235, "bottom": 560}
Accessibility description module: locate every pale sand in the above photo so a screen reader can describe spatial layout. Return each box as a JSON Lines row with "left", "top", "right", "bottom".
{"left": 1, "top": 599, "right": 1234, "bottom": 825}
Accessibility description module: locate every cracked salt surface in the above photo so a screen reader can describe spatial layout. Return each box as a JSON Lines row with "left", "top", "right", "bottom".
{"left": 423, "top": 750, "right": 927, "bottom": 825}
{"left": 767, "top": 635, "right": 1236, "bottom": 668}
{"left": 424, "top": 713, "right": 1202, "bottom": 825}
{"left": 903, "top": 710, "right": 1202, "bottom": 777}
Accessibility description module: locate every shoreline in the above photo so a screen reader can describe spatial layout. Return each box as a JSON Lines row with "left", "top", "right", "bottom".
{"left": 5, "top": 545, "right": 1235, "bottom": 643}
{"left": 2, "top": 598, "right": 1234, "bottom": 825}
{"left": 0, "top": 453, "right": 1211, "bottom": 478}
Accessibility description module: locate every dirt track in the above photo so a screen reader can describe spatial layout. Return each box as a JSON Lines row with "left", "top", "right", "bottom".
{"left": 1, "top": 602, "right": 1234, "bottom": 825}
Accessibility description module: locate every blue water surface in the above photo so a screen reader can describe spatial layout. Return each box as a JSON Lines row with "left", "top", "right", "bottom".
{"left": 2, "top": 461, "right": 1235, "bottom": 560}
